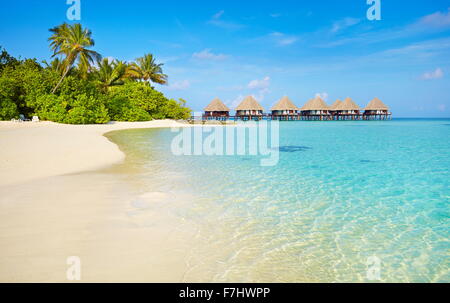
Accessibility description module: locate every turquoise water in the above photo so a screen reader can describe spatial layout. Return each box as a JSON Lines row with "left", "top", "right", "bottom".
{"left": 107, "top": 119, "right": 450, "bottom": 282}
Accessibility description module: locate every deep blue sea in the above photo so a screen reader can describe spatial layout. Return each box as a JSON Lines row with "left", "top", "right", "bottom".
{"left": 107, "top": 119, "right": 449, "bottom": 282}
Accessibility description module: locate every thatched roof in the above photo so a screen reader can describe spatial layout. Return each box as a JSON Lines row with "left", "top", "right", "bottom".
{"left": 235, "top": 96, "right": 264, "bottom": 111}
{"left": 204, "top": 98, "right": 230, "bottom": 112}
{"left": 329, "top": 100, "right": 342, "bottom": 111}
{"left": 301, "top": 97, "right": 329, "bottom": 111}
{"left": 270, "top": 96, "right": 299, "bottom": 111}
{"left": 336, "top": 97, "right": 361, "bottom": 111}
{"left": 364, "top": 97, "right": 389, "bottom": 111}
{"left": 300, "top": 99, "right": 313, "bottom": 111}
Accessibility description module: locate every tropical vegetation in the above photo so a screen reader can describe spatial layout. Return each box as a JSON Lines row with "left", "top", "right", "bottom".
{"left": 0, "top": 23, "right": 191, "bottom": 123}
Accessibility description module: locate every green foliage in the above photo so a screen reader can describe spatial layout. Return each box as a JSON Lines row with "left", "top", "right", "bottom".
{"left": 0, "top": 46, "right": 19, "bottom": 71}
{"left": 32, "top": 94, "right": 109, "bottom": 124}
{"left": 93, "top": 58, "right": 128, "bottom": 92}
{"left": 107, "top": 95, "right": 151, "bottom": 122}
{"left": 0, "top": 98, "right": 19, "bottom": 120}
{"left": 65, "top": 94, "right": 110, "bottom": 124}
{"left": 0, "top": 73, "right": 20, "bottom": 119}
{"left": 107, "top": 82, "right": 191, "bottom": 121}
{"left": 48, "top": 23, "right": 102, "bottom": 92}
{"left": 42, "top": 57, "right": 65, "bottom": 76}
{"left": 128, "top": 53, "right": 168, "bottom": 85}
{"left": 32, "top": 93, "right": 109, "bottom": 124}
{"left": 0, "top": 27, "right": 192, "bottom": 124}
{"left": 161, "top": 98, "right": 192, "bottom": 120}
{"left": 0, "top": 57, "right": 56, "bottom": 119}
{"left": 31, "top": 75, "right": 110, "bottom": 124}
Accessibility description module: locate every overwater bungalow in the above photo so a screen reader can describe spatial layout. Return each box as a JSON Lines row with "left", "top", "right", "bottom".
{"left": 363, "top": 97, "right": 392, "bottom": 120}
{"left": 270, "top": 96, "right": 300, "bottom": 120}
{"left": 329, "top": 99, "right": 342, "bottom": 119}
{"left": 335, "top": 97, "right": 362, "bottom": 120}
{"left": 195, "top": 95, "right": 392, "bottom": 122}
{"left": 235, "top": 96, "right": 265, "bottom": 121}
{"left": 300, "top": 97, "right": 331, "bottom": 120}
{"left": 203, "top": 98, "right": 230, "bottom": 121}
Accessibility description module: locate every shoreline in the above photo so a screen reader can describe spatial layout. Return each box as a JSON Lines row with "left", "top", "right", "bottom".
{"left": 0, "top": 120, "right": 198, "bottom": 282}
{"left": 1, "top": 119, "right": 448, "bottom": 282}
{"left": 0, "top": 120, "right": 190, "bottom": 187}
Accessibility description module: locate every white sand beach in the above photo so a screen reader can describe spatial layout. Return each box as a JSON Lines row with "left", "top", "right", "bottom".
{"left": 0, "top": 120, "right": 198, "bottom": 282}
{"left": 0, "top": 120, "right": 190, "bottom": 187}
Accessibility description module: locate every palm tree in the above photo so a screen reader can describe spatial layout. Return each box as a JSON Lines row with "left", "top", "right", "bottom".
{"left": 129, "top": 53, "right": 168, "bottom": 85}
{"left": 42, "top": 58, "right": 66, "bottom": 75}
{"left": 94, "top": 58, "right": 129, "bottom": 92}
{"left": 48, "top": 23, "right": 101, "bottom": 93}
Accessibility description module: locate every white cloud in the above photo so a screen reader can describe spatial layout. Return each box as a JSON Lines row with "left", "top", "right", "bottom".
{"left": 158, "top": 56, "right": 180, "bottom": 63}
{"left": 212, "top": 10, "right": 225, "bottom": 19}
{"left": 315, "top": 92, "right": 329, "bottom": 101}
{"left": 247, "top": 77, "right": 271, "bottom": 102}
{"left": 270, "top": 13, "right": 281, "bottom": 18}
{"left": 253, "top": 88, "right": 270, "bottom": 102}
{"left": 229, "top": 91, "right": 270, "bottom": 105}
{"left": 279, "top": 37, "right": 298, "bottom": 46}
{"left": 418, "top": 8, "right": 450, "bottom": 29}
{"left": 226, "top": 95, "right": 245, "bottom": 109}
{"left": 208, "top": 10, "right": 243, "bottom": 30}
{"left": 318, "top": 9, "right": 450, "bottom": 48}
{"left": 268, "top": 32, "right": 298, "bottom": 46}
{"left": 270, "top": 32, "right": 283, "bottom": 37}
{"left": 192, "top": 49, "right": 229, "bottom": 61}
{"left": 167, "top": 80, "right": 191, "bottom": 90}
{"left": 422, "top": 68, "right": 444, "bottom": 80}
{"left": 225, "top": 77, "right": 271, "bottom": 108}
{"left": 250, "top": 32, "right": 298, "bottom": 47}
{"left": 331, "top": 17, "right": 361, "bottom": 33}
{"left": 248, "top": 76, "right": 270, "bottom": 89}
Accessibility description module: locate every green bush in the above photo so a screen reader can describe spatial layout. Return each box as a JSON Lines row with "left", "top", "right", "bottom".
{"left": 0, "top": 48, "right": 192, "bottom": 124}
{"left": 0, "top": 76, "right": 20, "bottom": 119}
{"left": 0, "top": 58, "right": 60, "bottom": 120}
{"left": 65, "top": 94, "right": 109, "bottom": 124}
{"left": 161, "top": 98, "right": 192, "bottom": 120}
{"left": 0, "top": 98, "right": 19, "bottom": 120}
{"left": 33, "top": 93, "right": 109, "bottom": 124}
{"left": 107, "top": 95, "right": 151, "bottom": 121}
{"left": 107, "top": 82, "right": 191, "bottom": 121}
{"left": 32, "top": 94, "right": 68, "bottom": 122}
{"left": 0, "top": 46, "right": 19, "bottom": 72}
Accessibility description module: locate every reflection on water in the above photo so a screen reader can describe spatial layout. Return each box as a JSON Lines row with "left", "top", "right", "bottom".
{"left": 278, "top": 146, "right": 312, "bottom": 153}
{"left": 105, "top": 119, "right": 450, "bottom": 282}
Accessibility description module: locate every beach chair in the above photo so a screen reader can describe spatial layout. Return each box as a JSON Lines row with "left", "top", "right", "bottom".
{"left": 18, "top": 114, "right": 31, "bottom": 122}
{"left": 32, "top": 116, "right": 40, "bottom": 122}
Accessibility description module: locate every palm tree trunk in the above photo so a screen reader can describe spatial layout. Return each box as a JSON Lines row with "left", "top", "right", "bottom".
{"left": 51, "top": 65, "right": 71, "bottom": 94}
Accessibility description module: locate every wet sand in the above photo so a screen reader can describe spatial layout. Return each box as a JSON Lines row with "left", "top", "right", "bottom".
{"left": 0, "top": 120, "right": 196, "bottom": 282}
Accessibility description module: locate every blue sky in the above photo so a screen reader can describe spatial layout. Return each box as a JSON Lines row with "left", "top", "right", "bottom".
{"left": 1, "top": 0, "right": 449, "bottom": 117}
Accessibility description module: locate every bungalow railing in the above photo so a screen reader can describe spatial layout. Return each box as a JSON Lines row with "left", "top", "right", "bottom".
{"left": 190, "top": 112, "right": 392, "bottom": 122}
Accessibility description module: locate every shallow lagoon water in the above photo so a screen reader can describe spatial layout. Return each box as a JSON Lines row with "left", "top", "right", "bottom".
{"left": 106, "top": 119, "right": 449, "bottom": 282}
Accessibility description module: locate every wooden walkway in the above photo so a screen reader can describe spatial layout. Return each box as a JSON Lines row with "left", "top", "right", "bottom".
{"left": 194, "top": 113, "right": 392, "bottom": 122}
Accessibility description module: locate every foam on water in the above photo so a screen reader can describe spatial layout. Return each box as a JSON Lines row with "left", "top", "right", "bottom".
{"left": 106, "top": 119, "right": 450, "bottom": 282}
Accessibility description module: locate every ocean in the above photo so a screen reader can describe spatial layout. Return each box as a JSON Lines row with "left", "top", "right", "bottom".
{"left": 106, "top": 119, "right": 449, "bottom": 282}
